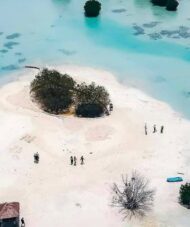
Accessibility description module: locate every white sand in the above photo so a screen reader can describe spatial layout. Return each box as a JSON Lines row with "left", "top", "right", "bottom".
{"left": 0, "top": 65, "right": 189, "bottom": 227}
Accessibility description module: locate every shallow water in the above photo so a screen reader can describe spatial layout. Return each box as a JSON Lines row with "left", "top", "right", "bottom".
{"left": 1, "top": 0, "right": 190, "bottom": 117}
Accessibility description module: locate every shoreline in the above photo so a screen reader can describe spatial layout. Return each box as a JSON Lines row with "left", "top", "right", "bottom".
{"left": 0, "top": 65, "right": 190, "bottom": 226}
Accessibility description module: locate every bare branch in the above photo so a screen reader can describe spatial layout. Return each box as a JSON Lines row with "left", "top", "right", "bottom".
{"left": 111, "top": 171, "right": 155, "bottom": 220}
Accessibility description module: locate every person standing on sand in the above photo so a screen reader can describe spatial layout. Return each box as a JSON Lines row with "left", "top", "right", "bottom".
{"left": 70, "top": 156, "right": 73, "bottom": 165}
{"left": 160, "top": 126, "right": 164, "bottom": 134}
{"left": 80, "top": 156, "right": 84, "bottom": 165}
{"left": 21, "top": 217, "right": 25, "bottom": 227}
{"left": 74, "top": 156, "right": 77, "bottom": 166}
{"left": 34, "top": 152, "right": 39, "bottom": 163}
{"left": 153, "top": 124, "right": 157, "bottom": 133}
{"left": 144, "top": 123, "right": 147, "bottom": 135}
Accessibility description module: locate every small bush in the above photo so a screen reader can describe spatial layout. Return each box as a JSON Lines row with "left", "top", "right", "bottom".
{"left": 75, "top": 82, "right": 110, "bottom": 117}
{"left": 179, "top": 183, "right": 190, "bottom": 208}
{"left": 112, "top": 171, "right": 155, "bottom": 219}
{"left": 151, "top": 0, "right": 167, "bottom": 6}
{"left": 166, "top": 0, "right": 179, "bottom": 11}
{"left": 76, "top": 103, "right": 104, "bottom": 118}
{"left": 151, "top": 0, "right": 179, "bottom": 11}
{"left": 84, "top": 0, "right": 101, "bottom": 17}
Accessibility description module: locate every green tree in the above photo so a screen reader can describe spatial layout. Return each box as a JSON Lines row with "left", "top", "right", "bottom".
{"left": 84, "top": 0, "right": 101, "bottom": 17}
{"left": 166, "top": 0, "right": 179, "bottom": 11}
{"left": 30, "top": 68, "right": 75, "bottom": 114}
{"left": 151, "top": 0, "right": 167, "bottom": 6}
{"left": 75, "top": 82, "right": 110, "bottom": 117}
{"left": 179, "top": 183, "right": 190, "bottom": 208}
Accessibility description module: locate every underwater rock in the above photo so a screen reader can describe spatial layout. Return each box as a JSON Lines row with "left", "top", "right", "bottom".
{"left": 6, "top": 33, "right": 21, "bottom": 39}
{"left": 0, "top": 49, "right": 8, "bottom": 53}
{"left": 183, "top": 91, "right": 190, "bottom": 98}
{"left": 160, "top": 26, "right": 190, "bottom": 39}
{"left": 143, "top": 21, "right": 160, "bottom": 28}
{"left": 15, "top": 52, "right": 22, "bottom": 56}
{"left": 1, "top": 64, "right": 19, "bottom": 71}
{"left": 58, "top": 49, "right": 76, "bottom": 56}
{"left": 112, "top": 8, "right": 127, "bottom": 13}
{"left": 148, "top": 33, "right": 162, "bottom": 40}
{"left": 133, "top": 25, "right": 145, "bottom": 35}
{"left": 18, "top": 58, "right": 26, "bottom": 63}
{"left": 4, "top": 41, "right": 19, "bottom": 49}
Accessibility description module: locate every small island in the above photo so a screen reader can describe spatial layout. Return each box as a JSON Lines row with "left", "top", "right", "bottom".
{"left": 84, "top": 0, "right": 101, "bottom": 17}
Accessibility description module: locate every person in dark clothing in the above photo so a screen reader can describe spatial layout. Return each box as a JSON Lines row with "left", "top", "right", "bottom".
{"left": 153, "top": 124, "right": 157, "bottom": 133}
{"left": 34, "top": 152, "right": 39, "bottom": 163}
{"left": 74, "top": 156, "right": 77, "bottom": 166}
{"left": 70, "top": 156, "right": 74, "bottom": 165}
{"left": 145, "top": 123, "right": 147, "bottom": 135}
{"left": 80, "top": 156, "right": 84, "bottom": 165}
{"left": 21, "top": 217, "right": 25, "bottom": 227}
{"left": 160, "top": 126, "right": 164, "bottom": 134}
{"left": 109, "top": 103, "right": 113, "bottom": 111}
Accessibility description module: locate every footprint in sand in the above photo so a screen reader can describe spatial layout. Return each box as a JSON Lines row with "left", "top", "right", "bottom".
{"left": 20, "top": 134, "right": 36, "bottom": 143}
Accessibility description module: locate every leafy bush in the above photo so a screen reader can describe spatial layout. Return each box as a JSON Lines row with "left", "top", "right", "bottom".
{"left": 30, "top": 68, "right": 75, "bottom": 114}
{"left": 84, "top": 0, "right": 101, "bottom": 17}
{"left": 179, "top": 183, "right": 190, "bottom": 208}
{"left": 76, "top": 103, "right": 104, "bottom": 118}
{"left": 151, "top": 0, "right": 167, "bottom": 6}
{"left": 75, "top": 82, "right": 110, "bottom": 117}
{"left": 151, "top": 0, "right": 179, "bottom": 11}
{"left": 166, "top": 0, "right": 179, "bottom": 11}
{"left": 112, "top": 171, "right": 155, "bottom": 219}
{"left": 31, "top": 69, "right": 111, "bottom": 118}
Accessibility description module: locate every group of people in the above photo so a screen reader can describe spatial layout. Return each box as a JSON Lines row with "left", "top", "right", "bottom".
{"left": 144, "top": 124, "right": 164, "bottom": 135}
{"left": 33, "top": 152, "right": 85, "bottom": 166}
{"left": 70, "top": 156, "right": 84, "bottom": 166}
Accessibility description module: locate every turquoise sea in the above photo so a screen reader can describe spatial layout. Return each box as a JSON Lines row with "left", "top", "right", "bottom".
{"left": 1, "top": 0, "right": 190, "bottom": 117}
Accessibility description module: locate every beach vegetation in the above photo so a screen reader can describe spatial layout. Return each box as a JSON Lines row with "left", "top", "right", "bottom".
{"left": 166, "top": 0, "right": 179, "bottom": 11}
{"left": 151, "top": 0, "right": 167, "bottom": 6}
{"left": 151, "top": 0, "right": 179, "bottom": 11}
{"left": 30, "top": 69, "right": 111, "bottom": 118}
{"left": 75, "top": 82, "right": 110, "bottom": 117}
{"left": 30, "top": 68, "right": 75, "bottom": 114}
{"left": 76, "top": 103, "right": 104, "bottom": 118}
{"left": 179, "top": 183, "right": 190, "bottom": 208}
{"left": 84, "top": 0, "right": 101, "bottom": 17}
{"left": 112, "top": 171, "right": 155, "bottom": 219}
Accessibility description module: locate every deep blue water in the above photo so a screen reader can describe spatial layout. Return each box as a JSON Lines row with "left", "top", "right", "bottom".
{"left": 1, "top": 0, "right": 190, "bottom": 117}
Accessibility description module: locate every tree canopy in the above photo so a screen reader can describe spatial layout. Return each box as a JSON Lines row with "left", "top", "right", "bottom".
{"left": 166, "top": 0, "right": 179, "bottom": 11}
{"left": 84, "top": 0, "right": 101, "bottom": 17}
{"left": 151, "top": 0, "right": 167, "bottom": 6}
{"left": 179, "top": 183, "right": 190, "bottom": 208}
{"left": 75, "top": 82, "right": 110, "bottom": 117}
{"left": 30, "top": 68, "right": 75, "bottom": 114}
{"left": 30, "top": 69, "right": 111, "bottom": 118}
{"left": 151, "top": 0, "right": 179, "bottom": 11}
